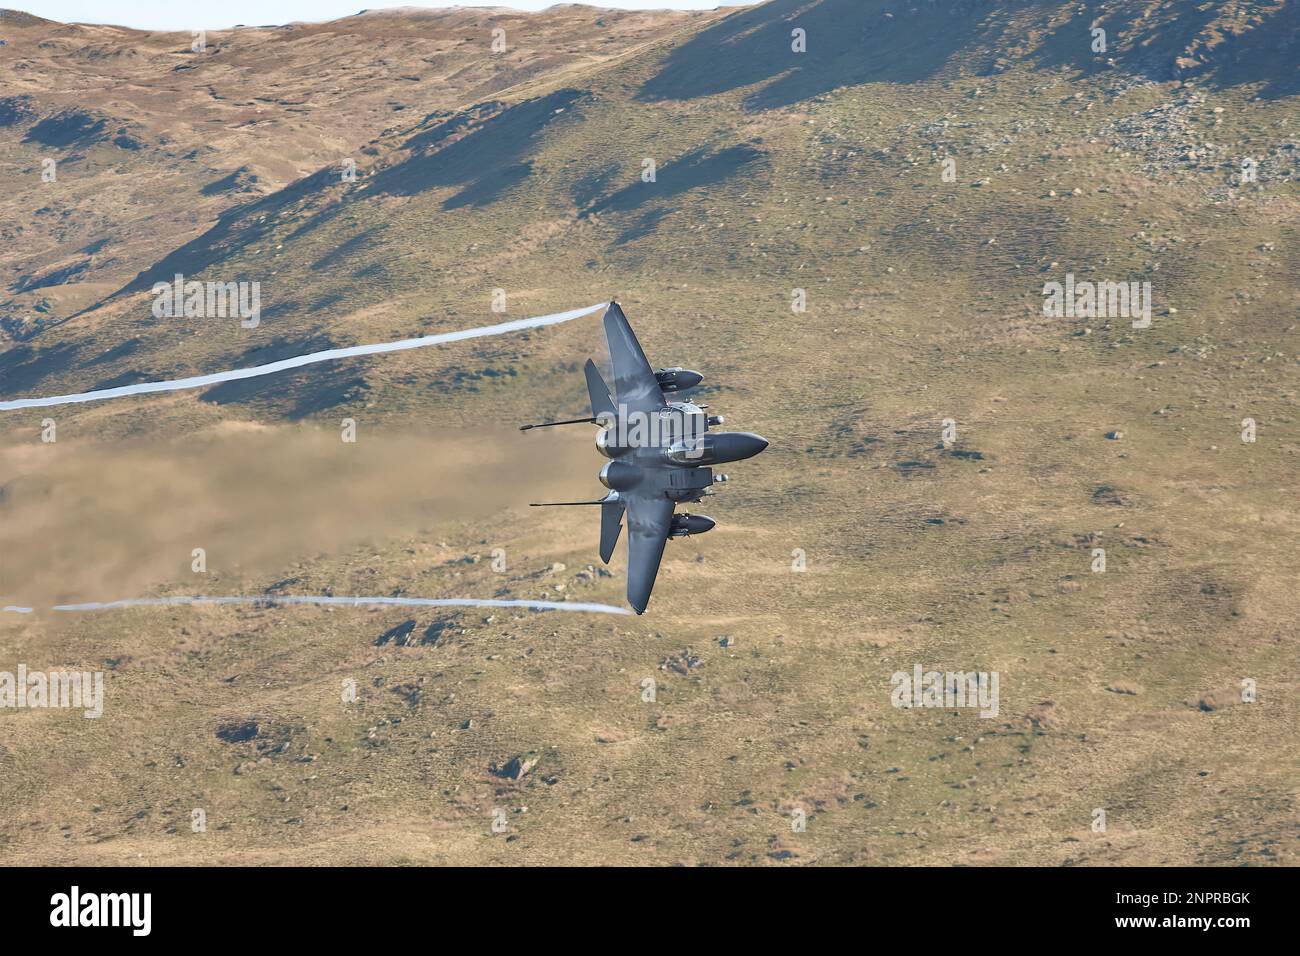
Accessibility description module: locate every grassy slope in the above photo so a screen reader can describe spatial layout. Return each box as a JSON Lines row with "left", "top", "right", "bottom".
{"left": 0, "top": 1, "right": 1296, "bottom": 865}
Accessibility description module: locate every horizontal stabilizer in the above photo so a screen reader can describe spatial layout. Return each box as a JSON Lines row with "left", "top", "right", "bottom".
{"left": 600, "top": 494, "right": 625, "bottom": 563}
{"left": 584, "top": 359, "right": 617, "bottom": 422}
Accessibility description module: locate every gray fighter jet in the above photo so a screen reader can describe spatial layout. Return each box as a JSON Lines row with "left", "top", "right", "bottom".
{"left": 523, "top": 302, "right": 768, "bottom": 614}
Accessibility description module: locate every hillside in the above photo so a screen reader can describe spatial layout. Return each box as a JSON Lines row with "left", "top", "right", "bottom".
{"left": 0, "top": 1, "right": 1296, "bottom": 866}
{"left": 0, "top": 5, "right": 722, "bottom": 332}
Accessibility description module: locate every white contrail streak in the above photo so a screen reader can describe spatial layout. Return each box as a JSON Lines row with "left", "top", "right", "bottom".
{"left": 0, "top": 302, "right": 609, "bottom": 411}
{"left": 43, "top": 595, "right": 631, "bottom": 615}
{"left": 0, "top": 303, "right": 628, "bottom": 616}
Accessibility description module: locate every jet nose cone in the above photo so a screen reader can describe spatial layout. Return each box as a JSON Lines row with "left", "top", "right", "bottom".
{"left": 734, "top": 432, "right": 768, "bottom": 459}
{"left": 707, "top": 431, "right": 769, "bottom": 464}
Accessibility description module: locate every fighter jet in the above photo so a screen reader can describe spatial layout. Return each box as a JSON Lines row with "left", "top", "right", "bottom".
{"left": 522, "top": 302, "right": 768, "bottom": 614}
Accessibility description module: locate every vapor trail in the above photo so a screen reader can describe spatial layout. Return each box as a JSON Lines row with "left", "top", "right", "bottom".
{"left": 0, "top": 302, "right": 609, "bottom": 411}
{"left": 44, "top": 595, "right": 630, "bottom": 615}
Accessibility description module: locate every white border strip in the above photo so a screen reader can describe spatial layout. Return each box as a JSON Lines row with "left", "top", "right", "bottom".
{"left": 0, "top": 302, "right": 609, "bottom": 411}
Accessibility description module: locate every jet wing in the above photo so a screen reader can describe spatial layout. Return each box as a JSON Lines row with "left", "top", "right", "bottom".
{"left": 623, "top": 493, "right": 674, "bottom": 614}
{"left": 603, "top": 302, "right": 664, "bottom": 415}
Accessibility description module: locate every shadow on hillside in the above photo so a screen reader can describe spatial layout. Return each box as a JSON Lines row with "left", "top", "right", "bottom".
{"left": 1031, "top": 0, "right": 1299, "bottom": 97}
{"left": 83, "top": 338, "right": 142, "bottom": 366}
{"left": 639, "top": 0, "right": 999, "bottom": 110}
{"left": 201, "top": 166, "right": 260, "bottom": 196}
{"left": 14, "top": 259, "right": 92, "bottom": 294}
{"left": 371, "top": 88, "right": 589, "bottom": 208}
{"left": 0, "top": 342, "right": 80, "bottom": 397}
{"left": 616, "top": 208, "right": 672, "bottom": 245}
{"left": 111, "top": 168, "right": 334, "bottom": 300}
{"left": 198, "top": 333, "right": 370, "bottom": 418}
{"left": 22, "top": 109, "right": 107, "bottom": 148}
{"left": 49, "top": 91, "right": 588, "bottom": 314}
{"left": 311, "top": 230, "right": 375, "bottom": 272}
{"left": 580, "top": 144, "right": 766, "bottom": 218}
{"left": 642, "top": 0, "right": 1299, "bottom": 107}
{"left": 1032, "top": 0, "right": 1203, "bottom": 80}
{"left": 0, "top": 336, "right": 152, "bottom": 401}
{"left": 0, "top": 96, "right": 35, "bottom": 128}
